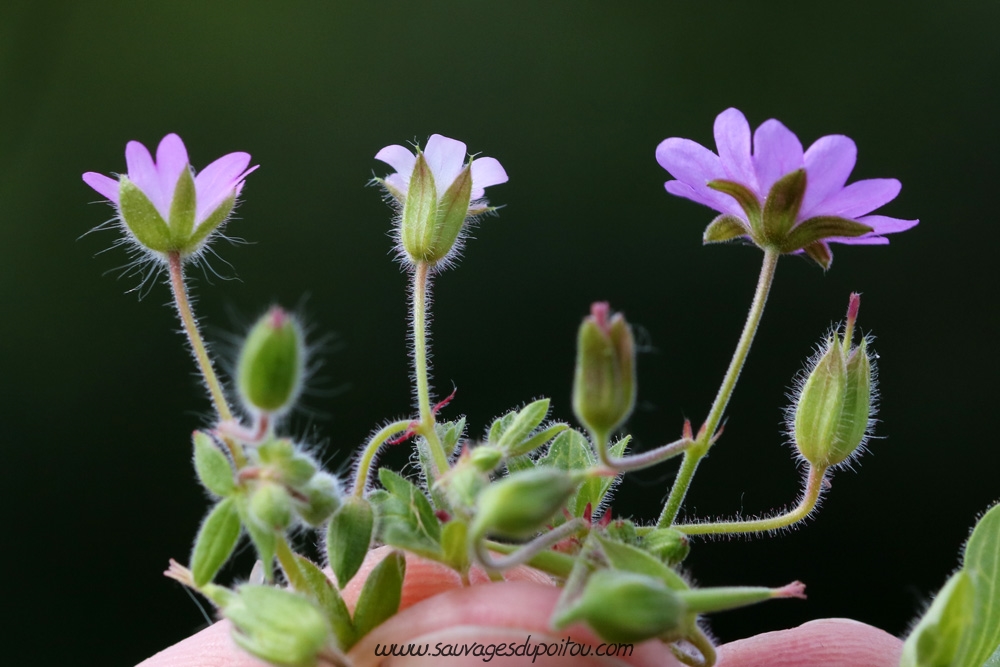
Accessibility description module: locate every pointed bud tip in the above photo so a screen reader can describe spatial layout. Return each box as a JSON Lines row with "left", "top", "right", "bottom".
{"left": 774, "top": 581, "right": 807, "bottom": 600}
{"left": 591, "top": 301, "right": 611, "bottom": 333}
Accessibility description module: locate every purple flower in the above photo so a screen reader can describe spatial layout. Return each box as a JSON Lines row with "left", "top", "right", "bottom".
{"left": 656, "top": 108, "right": 917, "bottom": 267}
{"left": 374, "top": 134, "right": 508, "bottom": 266}
{"left": 83, "top": 133, "right": 257, "bottom": 258}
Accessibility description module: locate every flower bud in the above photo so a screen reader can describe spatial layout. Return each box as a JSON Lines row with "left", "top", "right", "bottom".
{"left": 294, "top": 472, "right": 343, "bottom": 527}
{"left": 793, "top": 295, "right": 875, "bottom": 467}
{"left": 553, "top": 570, "right": 685, "bottom": 643}
{"left": 469, "top": 444, "right": 503, "bottom": 473}
{"left": 642, "top": 528, "right": 690, "bottom": 566}
{"left": 237, "top": 307, "right": 304, "bottom": 415}
{"left": 248, "top": 481, "right": 293, "bottom": 531}
{"left": 222, "top": 585, "right": 331, "bottom": 667}
{"left": 472, "top": 468, "right": 579, "bottom": 540}
{"left": 572, "top": 303, "right": 636, "bottom": 437}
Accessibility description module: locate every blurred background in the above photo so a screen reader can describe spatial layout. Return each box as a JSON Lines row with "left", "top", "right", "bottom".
{"left": 2, "top": 1, "right": 997, "bottom": 663}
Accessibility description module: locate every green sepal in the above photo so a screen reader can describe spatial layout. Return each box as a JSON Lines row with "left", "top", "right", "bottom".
{"left": 190, "top": 497, "right": 242, "bottom": 587}
{"left": 828, "top": 340, "right": 872, "bottom": 465}
{"left": 441, "top": 519, "right": 470, "bottom": 575}
{"left": 596, "top": 534, "right": 689, "bottom": 591}
{"left": 326, "top": 496, "right": 374, "bottom": 587}
{"left": 496, "top": 399, "right": 551, "bottom": 452}
{"left": 185, "top": 192, "right": 236, "bottom": 253}
{"left": 374, "top": 468, "right": 442, "bottom": 558}
{"left": 291, "top": 554, "right": 355, "bottom": 650}
{"left": 437, "top": 417, "right": 466, "bottom": 458}
{"left": 703, "top": 214, "right": 751, "bottom": 244}
{"left": 761, "top": 169, "right": 806, "bottom": 244}
{"left": 118, "top": 176, "right": 173, "bottom": 253}
{"left": 400, "top": 154, "right": 438, "bottom": 262}
{"left": 794, "top": 336, "right": 847, "bottom": 467}
{"left": 507, "top": 422, "right": 569, "bottom": 458}
{"left": 707, "top": 179, "right": 762, "bottom": 235}
{"left": 224, "top": 585, "right": 331, "bottom": 667}
{"left": 803, "top": 240, "right": 833, "bottom": 270}
{"left": 429, "top": 163, "right": 472, "bottom": 264}
{"left": 955, "top": 503, "right": 1000, "bottom": 665}
{"left": 901, "top": 570, "right": 975, "bottom": 667}
{"left": 236, "top": 497, "right": 276, "bottom": 582}
{"left": 352, "top": 550, "right": 406, "bottom": 641}
{"left": 168, "top": 167, "right": 196, "bottom": 246}
{"left": 779, "top": 216, "right": 874, "bottom": 254}
{"left": 193, "top": 431, "right": 236, "bottom": 497}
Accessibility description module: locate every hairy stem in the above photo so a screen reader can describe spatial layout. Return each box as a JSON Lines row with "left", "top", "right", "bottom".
{"left": 351, "top": 419, "right": 415, "bottom": 497}
{"left": 410, "top": 261, "right": 450, "bottom": 474}
{"left": 475, "top": 519, "right": 586, "bottom": 571}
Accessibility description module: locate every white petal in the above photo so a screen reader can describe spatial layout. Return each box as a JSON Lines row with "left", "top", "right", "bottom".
{"left": 423, "top": 134, "right": 467, "bottom": 192}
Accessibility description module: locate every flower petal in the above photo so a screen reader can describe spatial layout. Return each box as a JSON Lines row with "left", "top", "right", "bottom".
{"left": 714, "top": 108, "right": 757, "bottom": 194}
{"left": 82, "top": 172, "right": 120, "bottom": 205}
{"left": 155, "top": 134, "right": 190, "bottom": 209}
{"left": 384, "top": 173, "right": 409, "bottom": 196}
{"left": 752, "top": 119, "right": 804, "bottom": 197}
{"left": 813, "top": 178, "right": 901, "bottom": 218}
{"left": 827, "top": 234, "right": 890, "bottom": 245}
{"left": 856, "top": 214, "right": 919, "bottom": 235}
{"left": 194, "top": 152, "right": 255, "bottom": 224}
{"left": 470, "top": 157, "right": 508, "bottom": 189}
{"left": 125, "top": 140, "right": 166, "bottom": 218}
{"left": 423, "top": 134, "right": 467, "bottom": 193}
{"left": 664, "top": 180, "right": 744, "bottom": 218}
{"left": 800, "top": 135, "right": 857, "bottom": 218}
{"left": 374, "top": 144, "right": 417, "bottom": 177}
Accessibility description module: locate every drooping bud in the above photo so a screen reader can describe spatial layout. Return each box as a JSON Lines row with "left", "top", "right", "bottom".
{"left": 642, "top": 528, "right": 691, "bottom": 567}
{"left": 294, "top": 472, "right": 343, "bottom": 527}
{"left": 572, "top": 303, "right": 636, "bottom": 437}
{"left": 471, "top": 468, "right": 579, "bottom": 540}
{"left": 237, "top": 307, "right": 304, "bottom": 415}
{"left": 553, "top": 570, "right": 686, "bottom": 643}
{"left": 792, "top": 294, "right": 875, "bottom": 468}
{"left": 222, "top": 585, "right": 332, "bottom": 667}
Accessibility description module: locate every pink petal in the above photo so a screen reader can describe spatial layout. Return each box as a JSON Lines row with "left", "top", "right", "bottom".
{"left": 374, "top": 144, "right": 417, "bottom": 177}
{"left": 752, "top": 119, "right": 804, "bottom": 196}
{"left": 714, "top": 108, "right": 757, "bottom": 194}
{"left": 800, "top": 135, "right": 857, "bottom": 218}
{"left": 470, "top": 157, "right": 507, "bottom": 190}
{"left": 856, "top": 214, "right": 919, "bottom": 235}
{"left": 655, "top": 137, "right": 727, "bottom": 189}
{"left": 194, "top": 152, "right": 253, "bottom": 224}
{"left": 423, "top": 134, "right": 467, "bottom": 193}
{"left": 813, "top": 178, "right": 901, "bottom": 218}
{"left": 125, "top": 140, "right": 167, "bottom": 218}
{"left": 385, "top": 173, "right": 409, "bottom": 195}
{"left": 82, "top": 172, "right": 120, "bottom": 205}
{"left": 155, "top": 134, "right": 190, "bottom": 208}
{"left": 664, "top": 180, "right": 744, "bottom": 218}
{"left": 828, "top": 235, "right": 890, "bottom": 245}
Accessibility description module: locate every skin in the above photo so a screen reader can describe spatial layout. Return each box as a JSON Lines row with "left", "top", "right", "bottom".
{"left": 139, "top": 547, "right": 903, "bottom": 667}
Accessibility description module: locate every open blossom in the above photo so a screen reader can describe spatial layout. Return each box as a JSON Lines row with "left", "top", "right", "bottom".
{"left": 656, "top": 108, "right": 917, "bottom": 268}
{"left": 83, "top": 133, "right": 257, "bottom": 258}
{"left": 374, "top": 134, "right": 508, "bottom": 266}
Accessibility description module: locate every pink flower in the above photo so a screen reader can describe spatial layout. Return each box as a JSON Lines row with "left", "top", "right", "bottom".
{"left": 656, "top": 109, "right": 917, "bottom": 267}
{"left": 83, "top": 133, "right": 257, "bottom": 257}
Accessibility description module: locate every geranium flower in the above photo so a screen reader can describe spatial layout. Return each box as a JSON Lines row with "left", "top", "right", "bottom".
{"left": 656, "top": 108, "right": 917, "bottom": 268}
{"left": 374, "top": 134, "right": 508, "bottom": 266}
{"left": 83, "top": 133, "right": 257, "bottom": 259}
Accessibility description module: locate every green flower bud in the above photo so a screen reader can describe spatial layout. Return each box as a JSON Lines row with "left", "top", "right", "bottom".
{"left": 572, "top": 303, "right": 636, "bottom": 437}
{"left": 295, "top": 472, "right": 343, "bottom": 527}
{"left": 237, "top": 307, "right": 304, "bottom": 415}
{"left": 249, "top": 482, "right": 293, "bottom": 531}
{"left": 222, "top": 585, "right": 331, "bottom": 667}
{"left": 471, "top": 468, "right": 579, "bottom": 540}
{"left": 469, "top": 445, "right": 503, "bottom": 473}
{"left": 439, "top": 455, "right": 489, "bottom": 511}
{"left": 553, "top": 570, "right": 685, "bottom": 643}
{"left": 642, "top": 528, "right": 691, "bottom": 567}
{"left": 398, "top": 154, "right": 474, "bottom": 265}
{"left": 792, "top": 294, "right": 876, "bottom": 468}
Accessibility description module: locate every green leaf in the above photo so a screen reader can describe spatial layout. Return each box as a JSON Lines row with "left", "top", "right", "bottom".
{"left": 374, "top": 468, "right": 442, "bottom": 558}
{"left": 326, "top": 496, "right": 374, "bottom": 588}
{"left": 292, "top": 554, "right": 355, "bottom": 649}
{"left": 168, "top": 166, "right": 196, "bottom": 245}
{"left": 507, "top": 422, "right": 568, "bottom": 458}
{"left": 441, "top": 519, "right": 470, "bottom": 575}
{"left": 596, "top": 534, "right": 689, "bottom": 592}
{"left": 118, "top": 176, "right": 173, "bottom": 253}
{"left": 538, "top": 429, "right": 596, "bottom": 517}
{"left": 504, "top": 453, "right": 535, "bottom": 474}
{"left": 192, "top": 431, "right": 235, "bottom": 497}
{"left": 779, "top": 215, "right": 873, "bottom": 254}
{"left": 703, "top": 214, "right": 750, "bottom": 244}
{"left": 900, "top": 570, "right": 975, "bottom": 667}
{"left": 707, "top": 179, "right": 762, "bottom": 234}
{"left": 955, "top": 503, "right": 1000, "bottom": 666}
{"left": 497, "top": 399, "right": 551, "bottom": 452}
{"left": 581, "top": 436, "right": 629, "bottom": 517}
{"left": 761, "top": 168, "right": 806, "bottom": 243}
{"left": 190, "top": 498, "right": 241, "bottom": 587}
{"left": 352, "top": 550, "right": 406, "bottom": 641}
{"left": 487, "top": 410, "right": 519, "bottom": 444}
{"left": 437, "top": 417, "right": 467, "bottom": 454}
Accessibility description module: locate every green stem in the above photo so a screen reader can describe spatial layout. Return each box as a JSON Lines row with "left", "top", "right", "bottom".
{"left": 673, "top": 464, "right": 826, "bottom": 535}
{"left": 274, "top": 533, "right": 308, "bottom": 591}
{"left": 474, "top": 519, "right": 586, "bottom": 571}
{"left": 594, "top": 430, "right": 692, "bottom": 474}
{"left": 410, "top": 261, "right": 450, "bottom": 474}
{"left": 483, "top": 539, "right": 576, "bottom": 579}
{"left": 657, "top": 248, "right": 779, "bottom": 527}
{"left": 167, "top": 252, "right": 246, "bottom": 468}
{"left": 351, "top": 419, "right": 414, "bottom": 497}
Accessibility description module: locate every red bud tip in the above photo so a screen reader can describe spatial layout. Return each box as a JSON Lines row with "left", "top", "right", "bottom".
{"left": 590, "top": 301, "right": 611, "bottom": 334}
{"left": 773, "top": 581, "right": 807, "bottom": 600}
{"left": 268, "top": 306, "right": 288, "bottom": 329}
{"left": 434, "top": 509, "right": 452, "bottom": 522}
{"left": 682, "top": 419, "right": 693, "bottom": 440}
{"left": 847, "top": 293, "right": 861, "bottom": 324}
{"left": 597, "top": 511, "right": 613, "bottom": 529}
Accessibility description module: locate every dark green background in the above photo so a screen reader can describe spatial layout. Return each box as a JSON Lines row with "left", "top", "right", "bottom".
{"left": 2, "top": 1, "right": 997, "bottom": 664}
